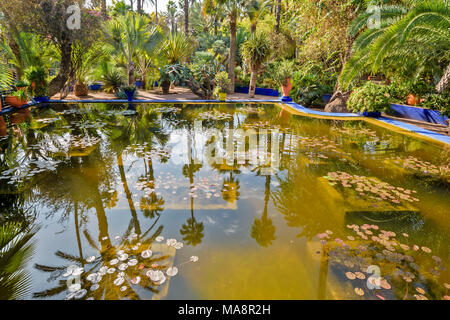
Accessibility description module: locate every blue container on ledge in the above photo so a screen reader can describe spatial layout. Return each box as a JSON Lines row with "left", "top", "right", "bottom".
{"left": 124, "top": 89, "right": 136, "bottom": 102}
{"left": 33, "top": 96, "right": 50, "bottom": 103}
{"left": 89, "top": 84, "right": 102, "bottom": 91}
{"left": 360, "top": 111, "right": 381, "bottom": 118}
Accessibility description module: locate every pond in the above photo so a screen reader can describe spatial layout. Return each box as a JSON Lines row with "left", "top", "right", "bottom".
{"left": 0, "top": 102, "right": 448, "bottom": 300}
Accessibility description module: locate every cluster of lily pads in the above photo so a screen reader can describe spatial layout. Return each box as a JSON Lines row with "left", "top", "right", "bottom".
{"left": 199, "top": 111, "right": 233, "bottom": 121}
{"left": 323, "top": 171, "right": 419, "bottom": 205}
{"left": 316, "top": 225, "right": 448, "bottom": 300}
{"left": 127, "top": 144, "right": 172, "bottom": 161}
{"left": 0, "top": 158, "right": 61, "bottom": 185}
{"left": 61, "top": 235, "right": 199, "bottom": 300}
{"left": 154, "top": 106, "right": 181, "bottom": 114}
{"left": 391, "top": 156, "right": 450, "bottom": 179}
{"left": 298, "top": 136, "right": 350, "bottom": 160}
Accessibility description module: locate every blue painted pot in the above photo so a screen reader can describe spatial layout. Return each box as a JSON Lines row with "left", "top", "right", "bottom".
{"left": 33, "top": 96, "right": 50, "bottom": 103}
{"left": 281, "top": 96, "right": 293, "bottom": 102}
{"left": 135, "top": 81, "right": 143, "bottom": 88}
{"left": 124, "top": 90, "right": 135, "bottom": 102}
{"left": 89, "top": 84, "right": 102, "bottom": 91}
{"left": 360, "top": 111, "right": 381, "bottom": 118}
{"left": 322, "top": 94, "right": 332, "bottom": 103}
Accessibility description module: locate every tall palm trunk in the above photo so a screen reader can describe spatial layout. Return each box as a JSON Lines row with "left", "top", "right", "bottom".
{"left": 101, "top": 0, "right": 107, "bottom": 19}
{"left": 275, "top": 0, "right": 281, "bottom": 33}
{"left": 249, "top": 65, "right": 258, "bottom": 98}
{"left": 436, "top": 64, "right": 450, "bottom": 94}
{"left": 229, "top": 13, "right": 237, "bottom": 91}
{"left": 184, "top": 0, "right": 189, "bottom": 34}
{"left": 137, "top": 0, "right": 142, "bottom": 14}
{"left": 128, "top": 61, "right": 135, "bottom": 86}
{"left": 155, "top": 0, "right": 159, "bottom": 24}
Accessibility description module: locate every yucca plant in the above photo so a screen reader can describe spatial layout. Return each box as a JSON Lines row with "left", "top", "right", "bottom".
{"left": 340, "top": 1, "right": 450, "bottom": 92}
{"left": 161, "top": 32, "right": 196, "bottom": 65}
{"left": 241, "top": 32, "right": 271, "bottom": 97}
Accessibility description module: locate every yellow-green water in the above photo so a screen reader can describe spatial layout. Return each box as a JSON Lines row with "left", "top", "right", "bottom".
{"left": 0, "top": 102, "right": 448, "bottom": 300}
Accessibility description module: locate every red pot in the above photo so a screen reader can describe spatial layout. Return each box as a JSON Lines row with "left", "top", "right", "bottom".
{"left": 282, "top": 78, "right": 293, "bottom": 97}
{"left": 5, "top": 96, "right": 28, "bottom": 108}
{"left": 407, "top": 94, "right": 420, "bottom": 106}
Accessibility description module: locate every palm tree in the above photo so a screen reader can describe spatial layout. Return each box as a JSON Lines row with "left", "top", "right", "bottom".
{"left": 0, "top": 60, "right": 13, "bottom": 89}
{"left": 162, "top": 32, "right": 195, "bottom": 64}
{"left": 340, "top": 1, "right": 450, "bottom": 92}
{"left": 241, "top": 32, "right": 271, "bottom": 97}
{"left": 245, "top": 0, "right": 270, "bottom": 33}
{"left": 167, "top": 0, "right": 177, "bottom": 33}
{"left": 204, "top": 0, "right": 245, "bottom": 91}
{"left": 183, "top": 0, "right": 189, "bottom": 34}
{"left": 104, "top": 12, "right": 163, "bottom": 85}
{"left": 275, "top": 0, "right": 281, "bottom": 32}
{"left": 0, "top": 222, "right": 37, "bottom": 300}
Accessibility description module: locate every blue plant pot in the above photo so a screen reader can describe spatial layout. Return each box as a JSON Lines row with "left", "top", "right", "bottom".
{"left": 281, "top": 96, "right": 293, "bottom": 102}
{"left": 89, "top": 84, "right": 102, "bottom": 91}
{"left": 124, "top": 90, "right": 135, "bottom": 102}
{"left": 361, "top": 111, "right": 381, "bottom": 118}
{"left": 135, "top": 81, "right": 143, "bottom": 88}
{"left": 322, "top": 94, "right": 332, "bottom": 103}
{"left": 33, "top": 96, "right": 50, "bottom": 103}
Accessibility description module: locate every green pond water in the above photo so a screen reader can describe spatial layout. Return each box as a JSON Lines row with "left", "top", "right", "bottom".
{"left": 0, "top": 102, "right": 448, "bottom": 300}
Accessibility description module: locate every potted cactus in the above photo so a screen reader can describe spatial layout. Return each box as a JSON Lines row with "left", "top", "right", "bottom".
{"left": 215, "top": 71, "right": 231, "bottom": 101}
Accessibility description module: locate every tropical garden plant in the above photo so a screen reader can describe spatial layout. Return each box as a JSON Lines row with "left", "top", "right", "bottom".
{"left": 347, "top": 82, "right": 391, "bottom": 114}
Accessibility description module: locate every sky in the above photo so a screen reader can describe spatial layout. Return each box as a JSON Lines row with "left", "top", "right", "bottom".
{"left": 106, "top": 0, "right": 171, "bottom": 13}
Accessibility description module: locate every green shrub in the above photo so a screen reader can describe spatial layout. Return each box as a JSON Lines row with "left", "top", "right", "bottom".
{"left": 101, "top": 69, "right": 125, "bottom": 94}
{"left": 347, "top": 82, "right": 391, "bottom": 114}
{"left": 215, "top": 71, "right": 230, "bottom": 93}
{"left": 159, "top": 64, "right": 190, "bottom": 86}
{"left": 25, "top": 66, "right": 48, "bottom": 97}
{"left": 116, "top": 86, "right": 138, "bottom": 99}
{"left": 11, "top": 89, "right": 29, "bottom": 101}
{"left": 15, "top": 80, "right": 29, "bottom": 88}
{"left": 421, "top": 92, "right": 450, "bottom": 117}
{"left": 291, "top": 71, "right": 334, "bottom": 107}
{"left": 274, "top": 60, "right": 295, "bottom": 87}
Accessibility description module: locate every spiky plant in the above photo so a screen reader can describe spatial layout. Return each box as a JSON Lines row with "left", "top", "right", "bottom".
{"left": 241, "top": 32, "right": 271, "bottom": 97}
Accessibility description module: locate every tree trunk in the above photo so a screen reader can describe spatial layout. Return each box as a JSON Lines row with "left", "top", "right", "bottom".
{"left": 155, "top": 0, "right": 159, "bottom": 24}
{"left": 275, "top": 0, "right": 281, "bottom": 33}
{"left": 229, "top": 14, "right": 237, "bottom": 92}
{"left": 137, "top": 0, "right": 142, "bottom": 14}
{"left": 436, "top": 63, "right": 450, "bottom": 94}
{"left": 184, "top": 0, "right": 189, "bottom": 34}
{"left": 214, "top": 15, "right": 218, "bottom": 35}
{"left": 101, "top": 0, "right": 107, "bottom": 19}
{"left": 128, "top": 62, "right": 135, "bottom": 86}
{"left": 48, "top": 41, "right": 73, "bottom": 97}
{"left": 251, "top": 22, "right": 257, "bottom": 34}
{"left": 249, "top": 66, "right": 258, "bottom": 98}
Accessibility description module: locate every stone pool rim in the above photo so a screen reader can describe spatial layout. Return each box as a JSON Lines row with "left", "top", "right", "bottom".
{"left": 0, "top": 99, "right": 449, "bottom": 147}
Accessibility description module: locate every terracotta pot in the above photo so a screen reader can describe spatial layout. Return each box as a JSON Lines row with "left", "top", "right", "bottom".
{"left": 74, "top": 82, "right": 89, "bottom": 97}
{"left": 407, "top": 94, "right": 420, "bottom": 106}
{"left": 5, "top": 96, "right": 28, "bottom": 108}
{"left": 282, "top": 78, "right": 293, "bottom": 97}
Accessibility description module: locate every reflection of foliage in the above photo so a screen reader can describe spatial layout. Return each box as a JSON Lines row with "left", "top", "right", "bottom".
{"left": 251, "top": 175, "right": 275, "bottom": 247}
{"left": 0, "top": 222, "right": 37, "bottom": 300}
{"left": 180, "top": 217, "right": 204, "bottom": 247}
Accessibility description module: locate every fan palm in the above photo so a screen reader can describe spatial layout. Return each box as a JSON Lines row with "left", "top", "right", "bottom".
{"left": 241, "top": 32, "right": 271, "bottom": 97}
{"left": 0, "top": 222, "right": 37, "bottom": 300}
{"left": 104, "top": 12, "right": 163, "bottom": 85}
{"left": 244, "top": 0, "right": 271, "bottom": 33}
{"left": 340, "top": 1, "right": 450, "bottom": 92}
